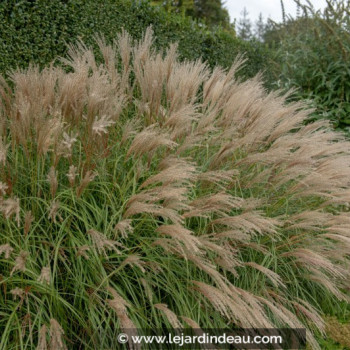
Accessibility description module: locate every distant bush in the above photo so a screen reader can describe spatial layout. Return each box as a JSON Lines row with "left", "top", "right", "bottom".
{"left": 266, "top": 0, "right": 350, "bottom": 132}
{"left": 0, "top": 0, "right": 273, "bottom": 84}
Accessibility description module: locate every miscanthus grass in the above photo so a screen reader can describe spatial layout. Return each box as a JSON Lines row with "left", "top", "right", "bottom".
{"left": 0, "top": 28, "right": 350, "bottom": 349}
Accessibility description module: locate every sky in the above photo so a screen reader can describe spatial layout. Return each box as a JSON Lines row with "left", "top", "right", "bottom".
{"left": 225, "top": 0, "right": 328, "bottom": 23}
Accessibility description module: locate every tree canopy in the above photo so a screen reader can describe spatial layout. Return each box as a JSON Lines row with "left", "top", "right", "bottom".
{"left": 151, "top": 0, "right": 232, "bottom": 30}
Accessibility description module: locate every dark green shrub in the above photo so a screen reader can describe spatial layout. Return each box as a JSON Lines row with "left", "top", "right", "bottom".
{"left": 0, "top": 0, "right": 273, "bottom": 84}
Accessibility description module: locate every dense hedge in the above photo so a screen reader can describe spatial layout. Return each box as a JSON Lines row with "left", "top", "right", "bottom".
{"left": 0, "top": 0, "right": 273, "bottom": 83}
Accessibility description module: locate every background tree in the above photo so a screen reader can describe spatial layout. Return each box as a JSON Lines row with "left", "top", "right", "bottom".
{"left": 254, "top": 13, "right": 265, "bottom": 41}
{"left": 192, "top": 0, "right": 230, "bottom": 27}
{"left": 237, "top": 7, "right": 252, "bottom": 40}
{"left": 151, "top": 0, "right": 233, "bottom": 30}
{"left": 280, "top": 0, "right": 286, "bottom": 24}
{"left": 151, "top": 0, "right": 194, "bottom": 16}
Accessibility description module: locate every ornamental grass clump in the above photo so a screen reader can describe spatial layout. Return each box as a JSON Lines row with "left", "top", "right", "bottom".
{"left": 0, "top": 28, "right": 349, "bottom": 349}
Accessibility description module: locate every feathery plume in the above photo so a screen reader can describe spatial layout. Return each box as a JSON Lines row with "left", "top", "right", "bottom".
{"left": 282, "top": 248, "right": 344, "bottom": 277}
{"left": 292, "top": 299, "right": 324, "bottom": 331}
{"left": 0, "top": 137, "right": 9, "bottom": 164}
{"left": 197, "top": 170, "right": 238, "bottom": 189}
{"left": 107, "top": 287, "right": 139, "bottom": 350}
{"left": 47, "top": 166, "right": 58, "bottom": 198}
{"left": 120, "top": 254, "right": 146, "bottom": 273}
{"left": 11, "top": 251, "right": 29, "bottom": 276}
{"left": 192, "top": 281, "right": 233, "bottom": 321}
{"left": 244, "top": 262, "right": 286, "bottom": 288}
{"left": 37, "top": 266, "right": 51, "bottom": 285}
{"left": 24, "top": 211, "right": 34, "bottom": 236}
{"left": 156, "top": 224, "right": 202, "bottom": 254}
{"left": 48, "top": 200, "right": 62, "bottom": 223}
{"left": 0, "top": 243, "right": 13, "bottom": 259}
{"left": 76, "top": 245, "right": 90, "bottom": 259}
{"left": 37, "top": 117, "right": 63, "bottom": 156}
{"left": 10, "top": 287, "right": 25, "bottom": 301}
{"left": 76, "top": 170, "right": 96, "bottom": 197}
{"left": 57, "top": 132, "right": 77, "bottom": 158}
{"left": 0, "top": 197, "right": 20, "bottom": 226}
{"left": 212, "top": 211, "right": 279, "bottom": 238}
{"left": 154, "top": 304, "right": 182, "bottom": 328}
{"left": 140, "top": 159, "right": 197, "bottom": 188}
{"left": 124, "top": 199, "right": 183, "bottom": 225}
{"left": 180, "top": 317, "right": 217, "bottom": 350}
{"left": 126, "top": 125, "right": 177, "bottom": 159}
{"left": 180, "top": 316, "right": 200, "bottom": 329}
{"left": 36, "top": 325, "right": 48, "bottom": 350}
{"left": 184, "top": 193, "right": 244, "bottom": 218}
{"left": 49, "top": 319, "right": 67, "bottom": 350}
{"left": 0, "top": 181, "right": 8, "bottom": 196}
{"left": 140, "top": 278, "right": 153, "bottom": 303}
{"left": 120, "top": 119, "right": 140, "bottom": 145}
{"left": 114, "top": 219, "right": 134, "bottom": 239}
{"left": 67, "top": 165, "right": 77, "bottom": 187}
{"left": 92, "top": 115, "right": 115, "bottom": 136}
{"left": 188, "top": 254, "right": 231, "bottom": 294}
{"left": 107, "top": 286, "right": 131, "bottom": 317}
{"left": 87, "top": 229, "right": 123, "bottom": 256}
